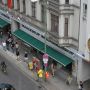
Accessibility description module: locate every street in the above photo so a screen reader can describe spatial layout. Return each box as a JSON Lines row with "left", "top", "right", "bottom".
{"left": 0, "top": 54, "right": 45, "bottom": 90}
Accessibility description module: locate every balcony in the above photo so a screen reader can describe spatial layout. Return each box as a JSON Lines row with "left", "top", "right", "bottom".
{"left": 59, "top": 4, "right": 74, "bottom": 15}
{"left": 47, "top": 31, "right": 78, "bottom": 48}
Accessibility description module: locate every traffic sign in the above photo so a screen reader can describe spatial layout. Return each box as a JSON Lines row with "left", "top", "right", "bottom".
{"left": 43, "top": 54, "right": 48, "bottom": 64}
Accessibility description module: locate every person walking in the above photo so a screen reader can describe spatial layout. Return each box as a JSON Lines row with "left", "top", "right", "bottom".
{"left": 11, "top": 42, "right": 15, "bottom": 53}
{"left": 37, "top": 69, "right": 43, "bottom": 87}
{"left": 51, "top": 63, "right": 55, "bottom": 77}
{"left": 16, "top": 50, "right": 20, "bottom": 60}
{"left": 78, "top": 81, "right": 83, "bottom": 90}
{"left": 2, "top": 41, "right": 6, "bottom": 51}
{"left": 6, "top": 39, "right": 9, "bottom": 50}
{"left": 24, "top": 51, "right": 28, "bottom": 62}
{"left": 15, "top": 42, "right": 19, "bottom": 51}
{"left": 66, "top": 74, "right": 72, "bottom": 85}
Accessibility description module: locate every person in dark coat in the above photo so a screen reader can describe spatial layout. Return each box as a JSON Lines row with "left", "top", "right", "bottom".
{"left": 11, "top": 42, "right": 15, "bottom": 53}
{"left": 16, "top": 50, "right": 20, "bottom": 60}
{"left": 6, "top": 39, "right": 9, "bottom": 50}
{"left": 24, "top": 52, "right": 28, "bottom": 62}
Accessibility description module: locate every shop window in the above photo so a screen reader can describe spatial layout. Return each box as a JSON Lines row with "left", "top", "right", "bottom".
{"left": 51, "top": 14, "right": 59, "bottom": 34}
{"left": 32, "top": 2, "right": 36, "bottom": 18}
{"left": 41, "top": 5, "right": 45, "bottom": 23}
{"left": 83, "top": 3, "right": 87, "bottom": 20}
{"left": 65, "top": 0, "right": 69, "bottom": 4}
{"left": 64, "top": 18, "right": 68, "bottom": 37}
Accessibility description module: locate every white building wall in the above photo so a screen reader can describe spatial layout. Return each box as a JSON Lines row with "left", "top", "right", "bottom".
{"left": 78, "top": 0, "right": 90, "bottom": 82}
{"left": 36, "top": 1, "right": 41, "bottom": 21}
{"left": 73, "top": 8, "right": 79, "bottom": 40}
{"left": 69, "top": 15, "right": 74, "bottom": 37}
{"left": 14, "top": 0, "right": 18, "bottom": 10}
{"left": 79, "top": 0, "right": 88, "bottom": 60}
{"left": 47, "top": 10, "right": 51, "bottom": 32}
{"left": 59, "top": 0, "right": 65, "bottom": 4}
{"left": 85, "top": 0, "right": 90, "bottom": 61}
{"left": 82, "top": 61, "right": 90, "bottom": 81}
{"left": 20, "top": 0, "right": 24, "bottom": 13}
{"left": 25, "top": 0, "right": 32, "bottom": 16}
{"left": 59, "top": 15, "right": 64, "bottom": 37}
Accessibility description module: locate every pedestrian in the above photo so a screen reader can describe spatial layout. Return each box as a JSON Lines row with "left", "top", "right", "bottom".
{"left": 32, "top": 57, "right": 36, "bottom": 70}
{"left": 15, "top": 42, "right": 19, "bottom": 51}
{"left": 24, "top": 51, "right": 28, "bottom": 62}
{"left": 11, "top": 42, "right": 15, "bottom": 53}
{"left": 6, "top": 39, "right": 9, "bottom": 50}
{"left": 51, "top": 63, "right": 55, "bottom": 77}
{"left": 66, "top": 74, "right": 72, "bottom": 85}
{"left": 37, "top": 69, "right": 43, "bottom": 87}
{"left": 28, "top": 61, "right": 33, "bottom": 71}
{"left": 16, "top": 50, "right": 20, "bottom": 60}
{"left": 78, "top": 81, "right": 83, "bottom": 90}
{"left": 2, "top": 41, "right": 6, "bottom": 51}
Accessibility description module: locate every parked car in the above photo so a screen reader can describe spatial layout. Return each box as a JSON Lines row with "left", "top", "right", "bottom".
{"left": 0, "top": 83, "right": 15, "bottom": 90}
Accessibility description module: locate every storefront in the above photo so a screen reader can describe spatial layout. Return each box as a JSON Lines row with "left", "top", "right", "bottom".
{"left": 12, "top": 29, "right": 73, "bottom": 73}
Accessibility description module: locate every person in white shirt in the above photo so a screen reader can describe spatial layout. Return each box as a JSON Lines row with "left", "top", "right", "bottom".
{"left": 2, "top": 41, "right": 6, "bottom": 51}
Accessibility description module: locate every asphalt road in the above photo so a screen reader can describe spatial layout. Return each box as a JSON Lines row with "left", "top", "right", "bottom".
{"left": 0, "top": 54, "right": 43, "bottom": 90}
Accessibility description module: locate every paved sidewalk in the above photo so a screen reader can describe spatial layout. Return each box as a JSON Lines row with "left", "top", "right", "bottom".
{"left": 0, "top": 45, "right": 80, "bottom": 90}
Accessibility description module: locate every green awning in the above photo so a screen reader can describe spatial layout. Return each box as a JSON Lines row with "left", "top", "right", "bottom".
{"left": 12, "top": 29, "right": 73, "bottom": 66}
{"left": 0, "top": 18, "right": 9, "bottom": 28}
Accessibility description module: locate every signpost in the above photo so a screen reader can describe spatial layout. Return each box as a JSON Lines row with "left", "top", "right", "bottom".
{"left": 43, "top": 54, "right": 48, "bottom": 81}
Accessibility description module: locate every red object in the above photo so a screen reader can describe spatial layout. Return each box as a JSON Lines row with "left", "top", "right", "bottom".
{"left": 8, "top": 0, "right": 12, "bottom": 9}
{"left": 45, "top": 72, "right": 50, "bottom": 79}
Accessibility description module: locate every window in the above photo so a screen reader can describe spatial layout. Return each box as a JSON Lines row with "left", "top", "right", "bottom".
{"left": 23, "top": 0, "right": 26, "bottom": 13}
{"left": 64, "top": 18, "right": 68, "bottom": 37}
{"left": 17, "top": 0, "right": 20, "bottom": 10}
{"left": 83, "top": 3, "right": 87, "bottom": 19}
{"left": 51, "top": 14, "right": 59, "bottom": 34}
{"left": 41, "top": 5, "right": 45, "bottom": 23}
{"left": 65, "top": 0, "right": 69, "bottom": 4}
{"left": 32, "top": 2, "right": 36, "bottom": 18}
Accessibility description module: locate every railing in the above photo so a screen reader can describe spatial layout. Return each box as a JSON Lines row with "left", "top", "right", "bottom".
{"left": 47, "top": 31, "right": 78, "bottom": 47}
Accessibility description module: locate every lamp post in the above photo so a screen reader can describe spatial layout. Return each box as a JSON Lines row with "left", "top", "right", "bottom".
{"left": 31, "top": 0, "right": 48, "bottom": 81}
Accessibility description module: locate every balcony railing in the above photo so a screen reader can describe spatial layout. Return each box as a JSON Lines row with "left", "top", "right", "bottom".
{"left": 47, "top": 31, "right": 78, "bottom": 48}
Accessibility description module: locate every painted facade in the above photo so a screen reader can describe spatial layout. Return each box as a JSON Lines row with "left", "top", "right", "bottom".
{"left": 0, "top": 0, "right": 90, "bottom": 83}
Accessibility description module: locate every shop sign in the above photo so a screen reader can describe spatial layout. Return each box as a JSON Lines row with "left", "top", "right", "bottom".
{"left": 21, "top": 24, "right": 45, "bottom": 41}
{"left": 0, "top": 11, "right": 11, "bottom": 23}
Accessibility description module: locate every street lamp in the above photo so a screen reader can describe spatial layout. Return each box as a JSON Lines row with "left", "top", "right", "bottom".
{"left": 31, "top": 0, "right": 48, "bottom": 80}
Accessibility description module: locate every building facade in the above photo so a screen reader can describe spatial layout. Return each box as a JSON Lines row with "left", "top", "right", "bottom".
{"left": 0, "top": 0, "right": 90, "bottom": 83}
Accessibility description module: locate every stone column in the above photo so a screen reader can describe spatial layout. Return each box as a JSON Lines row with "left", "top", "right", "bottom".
{"left": 59, "top": 15, "right": 64, "bottom": 37}
{"left": 25, "top": 0, "right": 32, "bottom": 16}
{"left": 14, "top": 0, "right": 18, "bottom": 10}
{"left": 47, "top": 10, "right": 51, "bottom": 32}
{"left": 69, "top": 15, "right": 73, "bottom": 37}
{"left": 36, "top": 1, "right": 41, "bottom": 21}
{"left": 19, "top": 0, "right": 24, "bottom": 13}
{"left": 59, "top": 15, "right": 64, "bottom": 44}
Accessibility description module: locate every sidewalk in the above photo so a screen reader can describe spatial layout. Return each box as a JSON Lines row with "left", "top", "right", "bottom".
{"left": 0, "top": 44, "right": 80, "bottom": 90}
